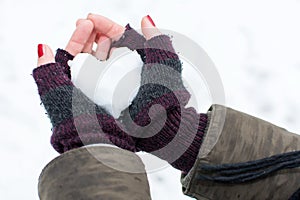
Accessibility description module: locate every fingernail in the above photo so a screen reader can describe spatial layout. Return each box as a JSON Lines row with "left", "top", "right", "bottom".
{"left": 38, "top": 44, "right": 44, "bottom": 58}
{"left": 147, "top": 15, "right": 156, "bottom": 27}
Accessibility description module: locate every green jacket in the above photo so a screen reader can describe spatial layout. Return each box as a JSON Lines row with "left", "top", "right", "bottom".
{"left": 181, "top": 104, "right": 300, "bottom": 200}
{"left": 38, "top": 104, "right": 299, "bottom": 200}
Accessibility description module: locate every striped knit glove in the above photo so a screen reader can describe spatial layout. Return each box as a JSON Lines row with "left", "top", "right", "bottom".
{"left": 33, "top": 49, "right": 136, "bottom": 153}
{"left": 115, "top": 25, "right": 208, "bottom": 173}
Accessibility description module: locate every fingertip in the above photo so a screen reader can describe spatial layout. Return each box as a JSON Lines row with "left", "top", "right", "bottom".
{"left": 141, "top": 15, "right": 156, "bottom": 28}
{"left": 76, "top": 19, "right": 85, "bottom": 27}
{"left": 141, "top": 15, "right": 161, "bottom": 40}
{"left": 87, "top": 13, "right": 93, "bottom": 18}
{"left": 37, "top": 44, "right": 55, "bottom": 67}
{"left": 141, "top": 16, "right": 148, "bottom": 28}
{"left": 65, "top": 19, "right": 94, "bottom": 56}
{"left": 86, "top": 13, "right": 97, "bottom": 22}
{"left": 78, "top": 19, "right": 94, "bottom": 30}
{"left": 146, "top": 15, "right": 156, "bottom": 27}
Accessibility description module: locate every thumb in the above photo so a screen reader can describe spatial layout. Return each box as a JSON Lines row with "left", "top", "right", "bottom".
{"left": 141, "top": 15, "right": 161, "bottom": 40}
{"left": 37, "top": 44, "right": 55, "bottom": 67}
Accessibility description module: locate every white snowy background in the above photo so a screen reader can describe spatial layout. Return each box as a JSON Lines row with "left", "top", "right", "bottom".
{"left": 0, "top": 0, "right": 300, "bottom": 199}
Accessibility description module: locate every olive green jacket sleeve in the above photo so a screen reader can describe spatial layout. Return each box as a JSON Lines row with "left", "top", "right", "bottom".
{"left": 181, "top": 104, "right": 300, "bottom": 200}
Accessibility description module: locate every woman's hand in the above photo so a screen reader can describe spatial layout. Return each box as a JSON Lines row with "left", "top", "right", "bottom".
{"left": 65, "top": 19, "right": 95, "bottom": 56}
{"left": 37, "top": 15, "right": 126, "bottom": 66}
{"left": 86, "top": 14, "right": 125, "bottom": 60}
{"left": 37, "top": 14, "right": 163, "bottom": 66}
{"left": 37, "top": 19, "right": 94, "bottom": 66}
{"left": 34, "top": 16, "right": 139, "bottom": 154}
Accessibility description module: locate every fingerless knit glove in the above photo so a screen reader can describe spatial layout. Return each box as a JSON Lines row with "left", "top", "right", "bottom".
{"left": 115, "top": 25, "right": 209, "bottom": 173}
{"left": 33, "top": 49, "right": 136, "bottom": 153}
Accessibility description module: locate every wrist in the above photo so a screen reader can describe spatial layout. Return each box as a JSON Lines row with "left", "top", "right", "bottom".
{"left": 170, "top": 112, "right": 208, "bottom": 173}
{"left": 135, "top": 107, "right": 208, "bottom": 173}
{"left": 51, "top": 113, "right": 137, "bottom": 154}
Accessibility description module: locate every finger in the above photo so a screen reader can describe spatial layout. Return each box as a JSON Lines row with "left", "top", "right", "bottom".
{"left": 65, "top": 19, "right": 94, "bottom": 56}
{"left": 75, "top": 18, "right": 85, "bottom": 26}
{"left": 141, "top": 15, "right": 161, "bottom": 40}
{"left": 75, "top": 19, "right": 96, "bottom": 53}
{"left": 93, "top": 35, "right": 111, "bottom": 60}
{"left": 37, "top": 44, "right": 55, "bottom": 67}
{"left": 82, "top": 30, "right": 97, "bottom": 53}
{"left": 87, "top": 14, "right": 125, "bottom": 41}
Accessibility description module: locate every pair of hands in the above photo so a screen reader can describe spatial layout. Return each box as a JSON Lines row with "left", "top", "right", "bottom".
{"left": 34, "top": 14, "right": 204, "bottom": 174}
{"left": 37, "top": 14, "right": 160, "bottom": 66}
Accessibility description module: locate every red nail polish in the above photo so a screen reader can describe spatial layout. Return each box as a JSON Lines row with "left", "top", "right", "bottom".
{"left": 147, "top": 15, "right": 156, "bottom": 27}
{"left": 38, "top": 44, "right": 44, "bottom": 58}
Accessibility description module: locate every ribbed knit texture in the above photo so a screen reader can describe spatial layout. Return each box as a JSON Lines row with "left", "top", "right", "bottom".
{"left": 125, "top": 34, "right": 192, "bottom": 125}
{"left": 33, "top": 49, "right": 136, "bottom": 153}
{"left": 33, "top": 25, "right": 209, "bottom": 173}
{"left": 115, "top": 26, "right": 209, "bottom": 173}
{"left": 55, "top": 48, "right": 74, "bottom": 79}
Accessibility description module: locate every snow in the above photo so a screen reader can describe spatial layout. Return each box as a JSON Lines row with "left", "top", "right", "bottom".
{"left": 0, "top": 0, "right": 299, "bottom": 199}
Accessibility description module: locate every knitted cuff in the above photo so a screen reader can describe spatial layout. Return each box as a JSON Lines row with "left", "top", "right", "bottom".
{"left": 135, "top": 107, "right": 208, "bottom": 173}
{"left": 170, "top": 112, "right": 208, "bottom": 173}
{"left": 111, "top": 24, "right": 146, "bottom": 62}
{"left": 33, "top": 63, "right": 73, "bottom": 97}
{"left": 55, "top": 49, "right": 74, "bottom": 79}
{"left": 51, "top": 113, "right": 136, "bottom": 154}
